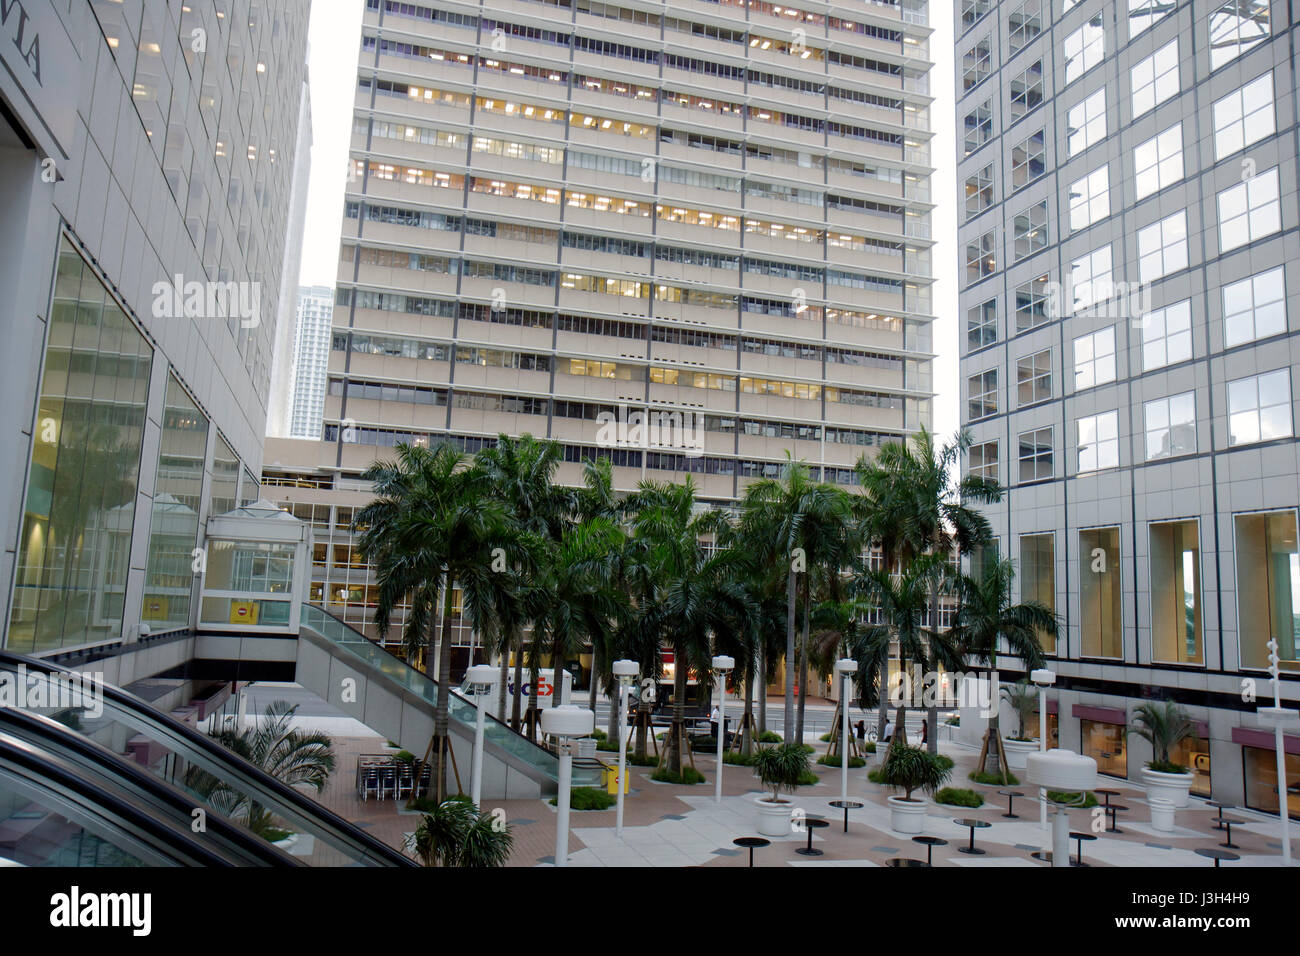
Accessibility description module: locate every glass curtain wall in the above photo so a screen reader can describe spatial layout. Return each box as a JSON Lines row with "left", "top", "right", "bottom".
{"left": 1149, "top": 520, "right": 1202, "bottom": 664}
{"left": 1234, "top": 510, "right": 1299, "bottom": 671}
{"left": 1019, "top": 532, "right": 1055, "bottom": 653}
{"left": 1080, "top": 527, "right": 1122, "bottom": 658}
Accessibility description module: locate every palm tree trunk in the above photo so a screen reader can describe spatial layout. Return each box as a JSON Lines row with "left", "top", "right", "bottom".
{"left": 742, "top": 667, "right": 754, "bottom": 757}
{"left": 433, "top": 579, "right": 457, "bottom": 801}
{"left": 795, "top": 578, "right": 811, "bottom": 745}
{"left": 496, "top": 645, "right": 509, "bottom": 723}
{"left": 757, "top": 643, "right": 767, "bottom": 734}
{"left": 784, "top": 567, "right": 796, "bottom": 741}
{"left": 669, "top": 643, "right": 687, "bottom": 775}
{"left": 927, "top": 580, "right": 941, "bottom": 755}
{"left": 510, "top": 643, "right": 524, "bottom": 732}
{"left": 634, "top": 698, "right": 649, "bottom": 761}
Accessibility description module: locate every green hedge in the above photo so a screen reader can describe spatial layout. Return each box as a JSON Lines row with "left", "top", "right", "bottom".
{"left": 935, "top": 787, "right": 984, "bottom": 808}
{"left": 549, "top": 787, "right": 616, "bottom": 811}
{"left": 723, "top": 751, "right": 756, "bottom": 766}
{"left": 968, "top": 769, "right": 1019, "bottom": 786}
{"left": 651, "top": 766, "right": 706, "bottom": 785}
{"left": 1048, "top": 790, "right": 1098, "bottom": 808}
{"left": 816, "top": 754, "right": 866, "bottom": 768}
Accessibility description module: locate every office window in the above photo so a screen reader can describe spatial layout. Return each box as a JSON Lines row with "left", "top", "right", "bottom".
{"left": 1137, "top": 210, "right": 1189, "bottom": 282}
{"left": 1073, "top": 326, "right": 1116, "bottom": 390}
{"left": 968, "top": 369, "right": 999, "bottom": 421}
{"left": 1017, "top": 349, "right": 1052, "bottom": 405}
{"left": 1068, "top": 166, "right": 1110, "bottom": 231}
{"left": 1223, "top": 267, "right": 1286, "bottom": 347}
{"left": 1209, "top": 0, "right": 1271, "bottom": 71}
{"left": 1067, "top": 89, "right": 1106, "bottom": 156}
{"left": 1217, "top": 167, "right": 1281, "bottom": 252}
{"left": 1213, "top": 72, "right": 1275, "bottom": 160}
{"left": 966, "top": 231, "right": 997, "bottom": 283}
{"left": 1144, "top": 391, "right": 1197, "bottom": 459}
{"left": 1016, "top": 274, "right": 1052, "bottom": 331}
{"left": 1228, "top": 368, "right": 1293, "bottom": 446}
{"left": 969, "top": 440, "right": 999, "bottom": 481}
{"left": 1019, "top": 533, "right": 1056, "bottom": 653}
{"left": 1234, "top": 509, "right": 1299, "bottom": 672}
{"left": 1134, "top": 124, "right": 1184, "bottom": 200}
{"left": 1080, "top": 527, "right": 1122, "bottom": 658}
{"left": 1078, "top": 410, "right": 1119, "bottom": 472}
{"left": 1064, "top": 14, "right": 1104, "bottom": 85}
{"left": 1018, "top": 427, "right": 1054, "bottom": 481}
{"left": 1008, "top": 0, "right": 1043, "bottom": 52}
{"left": 1011, "top": 129, "right": 1046, "bottom": 188}
{"left": 963, "top": 36, "right": 992, "bottom": 90}
{"left": 1010, "top": 61, "right": 1044, "bottom": 119}
{"left": 1150, "top": 520, "right": 1203, "bottom": 665}
{"left": 1070, "top": 245, "right": 1113, "bottom": 313}
{"left": 1140, "top": 300, "right": 1193, "bottom": 370}
{"left": 962, "top": 0, "right": 993, "bottom": 30}
{"left": 966, "top": 165, "right": 995, "bottom": 217}
{"left": 1129, "top": 0, "right": 1173, "bottom": 38}
{"left": 1014, "top": 201, "right": 1049, "bottom": 261}
{"left": 968, "top": 298, "right": 997, "bottom": 349}
{"left": 964, "top": 100, "right": 993, "bottom": 156}
{"left": 1131, "top": 40, "right": 1180, "bottom": 118}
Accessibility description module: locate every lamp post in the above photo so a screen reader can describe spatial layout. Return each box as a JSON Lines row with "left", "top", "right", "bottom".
{"left": 1030, "top": 668, "right": 1055, "bottom": 855}
{"left": 612, "top": 659, "right": 639, "bottom": 838}
{"left": 712, "top": 655, "right": 735, "bottom": 804}
{"left": 1258, "top": 638, "right": 1297, "bottom": 866}
{"left": 464, "top": 664, "right": 500, "bottom": 808}
{"left": 1026, "top": 748, "right": 1096, "bottom": 868}
{"left": 836, "top": 659, "right": 858, "bottom": 805}
{"left": 540, "top": 704, "right": 594, "bottom": 867}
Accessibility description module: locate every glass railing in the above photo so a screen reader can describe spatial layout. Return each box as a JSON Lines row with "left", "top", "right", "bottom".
{"left": 300, "top": 605, "right": 602, "bottom": 787}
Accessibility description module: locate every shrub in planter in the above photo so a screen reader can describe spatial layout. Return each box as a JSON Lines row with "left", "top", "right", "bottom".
{"left": 595, "top": 739, "right": 623, "bottom": 752}
{"left": 797, "top": 744, "right": 815, "bottom": 756}
{"left": 863, "top": 741, "right": 877, "bottom": 754}
{"left": 625, "top": 752, "right": 659, "bottom": 767}
{"left": 935, "top": 787, "right": 984, "bottom": 808}
{"left": 650, "top": 766, "right": 706, "bottom": 785}
{"left": 796, "top": 769, "right": 819, "bottom": 786}
{"left": 878, "top": 744, "right": 952, "bottom": 835}
{"left": 968, "top": 768, "right": 1019, "bottom": 786}
{"left": 819, "top": 733, "right": 833, "bottom": 743}
{"left": 817, "top": 754, "right": 867, "bottom": 769}
{"left": 935, "top": 755, "right": 954, "bottom": 771}
{"left": 1047, "top": 790, "right": 1098, "bottom": 808}
{"left": 752, "top": 743, "right": 812, "bottom": 835}
{"left": 1129, "top": 700, "right": 1197, "bottom": 816}
{"left": 394, "top": 750, "right": 416, "bottom": 765}
{"left": 723, "top": 751, "right": 756, "bottom": 766}
{"left": 756, "top": 731, "right": 783, "bottom": 744}
{"left": 549, "top": 787, "right": 615, "bottom": 811}
{"left": 590, "top": 729, "right": 607, "bottom": 742}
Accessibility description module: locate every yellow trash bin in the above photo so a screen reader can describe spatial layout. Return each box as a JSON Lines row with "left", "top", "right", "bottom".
{"left": 603, "top": 764, "right": 629, "bottom": 795}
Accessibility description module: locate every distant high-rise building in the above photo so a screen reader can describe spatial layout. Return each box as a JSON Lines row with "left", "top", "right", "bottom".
{"left": 956, "top": 0, "right": 1297, "bottom": 814}
{"left": 289, "top": 286, "right": 336, "bottom": 440}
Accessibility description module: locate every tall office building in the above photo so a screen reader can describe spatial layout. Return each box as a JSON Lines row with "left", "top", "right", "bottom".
{"left": 263, "top": 0, "right": 938, "bottom": 653}
{"left": 0, "top": 1, "right": 310, "bottom": 680}
{"left": 956, "top": 0, "right": 1297, "bottom": 815}
{"left": 289, "top": 285, "right": 336, "bottom": 439}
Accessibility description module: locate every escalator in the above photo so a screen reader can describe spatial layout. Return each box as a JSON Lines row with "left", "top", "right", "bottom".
{"left": 0, "top": 651, "right": 415, "bottom": 867}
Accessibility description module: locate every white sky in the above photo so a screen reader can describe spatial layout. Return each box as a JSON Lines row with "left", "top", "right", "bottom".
{"left": 297, "top": 0, "right": 959, "bottom": 438}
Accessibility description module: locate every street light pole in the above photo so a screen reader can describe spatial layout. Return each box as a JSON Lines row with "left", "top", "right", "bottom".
{"left": 712, "top": 655, "right": 735, "bottom": 804}
{"left": 464, "top": 664, "right": 499, "bottom": 809}
{"left": 836, "top": 659, "right": 858, "bottom": 805}
{"left": 1259, "top": 638, "right": 1297, "bottom": 866}
{"left": 540, "top": 704, "right": 595, "bottom": 868}
{"left": 1031, "top": 668, "right": 1055, "bottom": 857}
{"left": 612, "top": 659, "right": 638, "bottom": 838}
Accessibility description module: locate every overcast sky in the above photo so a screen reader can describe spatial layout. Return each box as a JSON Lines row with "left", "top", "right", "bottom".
{"left": 297, "top": 0, "right": 959, "bottom": 438}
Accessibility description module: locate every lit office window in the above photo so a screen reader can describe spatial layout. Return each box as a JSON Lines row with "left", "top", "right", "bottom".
{"left": 1140, "top": 300, "right": 1193, "bottom": 370}
{"left": 1217, "top": 167, "right": 1281, "bottom": 252}
{"left": 1223, "top": 267, "right": 1286, "bottom": 347}
{"left": 1014, "top": 201, "right": 1049, "bottom": 260}
{"left": 966, "top": 231, "right": 997, "bottom": 283}
{"left": 1080, "top": 527, "right": 1122, "bottom": 658}
{"left": 1068, "top": 165, "right": 1110, "bottom": 231}
{"left": 1144, "top": 391, "right": 1197, "bottom": 460}
{"left": 1017, "top": 349, "right": 1053, "bottom": 406}
{"left": 1227, "top": 368, "right": 1293, "bottom": 446}
{"left": 1234, "top": 509, "right": 1299, "bottom": 672}
{"left": 1131, "top": 39, "right": 1180, "bottom": 117}
{"left": 1137, "top": 210, "right": 1189, "bottom": 282}
{"left": 1077, "top": 410, "right": 1119, "bottom": 472}
{"left": 1073, "top": 327, "right": 1116, "bottom": 390}
{"left": 1063, "top": 14, "right": 1104, "bottom": 85}
{"left": 1150, "top": 520, "right": 1202, "bottom": 665}
{"left": 1134, "top": 124, "right": 1184, "bottom": 199}
{"left": 1066, "top": 89, "right": 1106, "bottom": 156}
{"left": 1209, "top": 0, "right": 1270, "bottom": 70}
{"left": 1018, "top": 427, "right": 1054, "bottom": 481}
{"left": 1213, "top": 72, "right": 1274, "bottom": 159}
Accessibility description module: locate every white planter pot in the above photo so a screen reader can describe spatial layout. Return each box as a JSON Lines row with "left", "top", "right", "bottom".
{"left": 1148, "top": 796, "right": 1176, "bottom": 832}
{"left": 272, "top": 832, "right": 299, "bottom": 852}
{"left": 1142, "top": 767, "right": 1195, "bottom": 810}
{"left": 1003, "top": 738, "right": 1039, "bottom": 771}
{"left": 754, "top": 796, "right": 795, "bottom": 837}
{"left": 887, "top": 795, "right": 927, "bottom": 834}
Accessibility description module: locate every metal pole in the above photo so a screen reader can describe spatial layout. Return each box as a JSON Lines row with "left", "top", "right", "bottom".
{"left": 1274, "top": 722, "right": 1291, "bottom": 866}
{"left": 471, "top": 691, "right": 486, "bottom": 807}
{"left": 617, "top": 682, "right": 628, "bottom": 838}
{"left": 715, "top": 677, "right": 726, "bottom": 804}
{"left": 556, "top": 743, "right": 572, "bottom": 867}
{"left": 842, "top": 673, "right": 852, "bottom": 804}
{"left": 1039, "top": 684, "right": 1048, "bottom": 851}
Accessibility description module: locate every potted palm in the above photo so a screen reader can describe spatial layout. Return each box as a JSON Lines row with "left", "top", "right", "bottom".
{"left": 1129, "top": 701, "right": 1198, "bottom": 826}
{"left": 1001, "top": 679, "right": 1039, "bottom": 771}
{"left": 752, "top": 743, "right": 811, "bottom": 837}
{"left": 878, "top": 742, "right": 951, "bottom": 834}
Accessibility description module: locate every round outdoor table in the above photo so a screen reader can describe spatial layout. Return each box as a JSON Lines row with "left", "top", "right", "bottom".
{"left": 1095, "top": 788, "right": 1121, "bottom": 807}
{"left": 828, "top": 800, "right": 864, "bottom": 833}
{"left": 1196, "top": 847, "right": 1240, "bottom": 867}
{"left": 1069, "top": 831, "right": 1097, "bottom": 867}
{"left": 1104, "top": 804, "right": 1128, "bottom": 834}
{"left": 733, "top": 836, "right": 770, "bottom": 867}
{"left": 954, "top": 818, "right": 991, "bottom": 855}
{"left": 886, "top": 858, "right": 928, "bottom": 867}
{"left": 998, "top": 789, "right": 1025, "bottom": 818}
{"left": 911, "top": 835, "right": 948, "bottom": 866}
{"left": 1209, "top": 801, "right": 1235, "bottom": 831}
{"left": 1218, "top": 817, "right": 1244, "bottom": 850}
{"left": 796, "top": 818, "right": 830, "bottom": 856}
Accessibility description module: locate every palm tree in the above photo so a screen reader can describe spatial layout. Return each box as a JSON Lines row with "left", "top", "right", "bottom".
{"left": 857, "top": 428, "right": 1001, "bottom": 753}
{"left": 1129, "top": 701, "right": 1198, "bottom": 771}
{"left": 739, "top": 458, "right": 853, "bottom": 746}
{"left": 355, "top": 442, "right": 515, "bottom": 800}
{"left": 408, "top": 798, "right": 514, "bottom": 867}
{"left": 948, "top": 556, "right": 1057, "bottom": 777}
{"left": 200, "top": 701, "right": 335, "bottom": 838}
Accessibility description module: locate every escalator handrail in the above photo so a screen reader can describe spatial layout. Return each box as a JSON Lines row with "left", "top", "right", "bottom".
{"left": 0, "top": 706, "right": 298, "bottom": 866}
{"left": 0, "top": 650, "right": 416, "bottom": 867}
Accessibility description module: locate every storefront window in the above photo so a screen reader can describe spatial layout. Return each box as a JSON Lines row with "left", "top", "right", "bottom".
{"left": 141, "top": 376, "right": 208, "bottom": 630}
{"left": 1150, "top": 520, "right": 1202, "bottom": 664}
{"left": 1243, "top": 746, "right": 1299, "bottom": 820}
{"left": 1020, "top": 532, "right": 1055, "bottom": 653}
{"left": 1170, "top": 735, "right": 1211, "bottom": 796}
{"left": 8, "top": 240, "right": 152, "bottom": 653}
{"left": 1080, "top": 527, "right": 1122, "bottom": 658}
{"left": 1234, "top": 510, "right": 1299, "bottom": 671}
{"left": 1081, "top": 718, "right": 1127, "bottom": 777}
